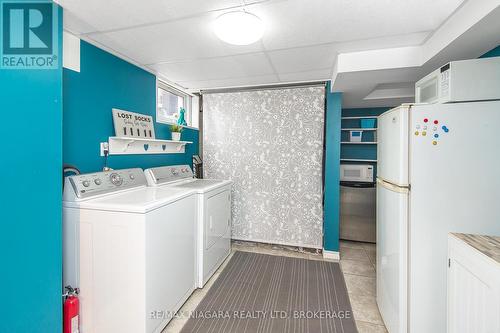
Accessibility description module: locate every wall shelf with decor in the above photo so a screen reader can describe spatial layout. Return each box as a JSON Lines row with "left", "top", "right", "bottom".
{"left": 341, "top": 141, "right": 377, "bottom": 144}
{"left": 107, "top": 136, "right": 192, "bottom": 155}
{"left": 340, "top": 108, "right": 390, "bottom": 166}
{"left": 341, "top": 128, "right": 377, "bottom": 131}
{"left": 341, "top": 116, "right": 378, "bottom": 120}
{"left": 340, "top": 158, "right": 378, "bottom": 163}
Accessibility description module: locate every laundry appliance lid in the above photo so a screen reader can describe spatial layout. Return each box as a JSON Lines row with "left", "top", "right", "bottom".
{"left": 63, "top": 186, "right": 195, "bottom": 213}
{"left": 170, "top": 179, "right": 232, "bottom": 193}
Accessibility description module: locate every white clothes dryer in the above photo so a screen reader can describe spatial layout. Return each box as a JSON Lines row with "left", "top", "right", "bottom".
{"left": 144, "top": 165, "right": 232, "bottom": 288}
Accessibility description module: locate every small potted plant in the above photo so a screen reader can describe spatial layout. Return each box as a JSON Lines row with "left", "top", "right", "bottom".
{"left": 170, "top": 124, "right": 183, "bottom": 141}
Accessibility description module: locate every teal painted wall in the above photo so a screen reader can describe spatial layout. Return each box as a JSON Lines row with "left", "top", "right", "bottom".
{"left": 323, "top": 84, "right": 342, "bottom": 251}
{"left": 63, "top": 41, "right": 199, "bottom": 173}
{"left": 480, "top": 44, "right": 500, "bottom": 58}
{"left": 0, "top": 4, "right": 63, "bottom": 333}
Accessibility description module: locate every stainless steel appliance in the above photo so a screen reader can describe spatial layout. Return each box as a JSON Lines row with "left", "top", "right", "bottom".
{"left": 340, "top": 164, "right": 376, "bottom": 243}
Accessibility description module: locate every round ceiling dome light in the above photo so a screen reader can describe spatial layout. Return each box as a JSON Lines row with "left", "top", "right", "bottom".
{"left": 214, "top": 11, "right": 264, "bottom": 45}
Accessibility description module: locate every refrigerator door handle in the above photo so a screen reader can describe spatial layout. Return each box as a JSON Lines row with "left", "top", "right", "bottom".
{"left": 376, "top": 178, "right": 410, "bottom": 193}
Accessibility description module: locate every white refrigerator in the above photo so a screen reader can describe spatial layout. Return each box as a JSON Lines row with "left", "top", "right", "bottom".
{"left": 376, "top": 101, "right": 500, "bottom": 333}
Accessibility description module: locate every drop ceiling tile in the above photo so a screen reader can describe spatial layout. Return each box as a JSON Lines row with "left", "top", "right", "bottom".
{"left": 150, "top": 53, "right": 275, "bottom": 82}
{"left": 89, "top": 14, "right": 265, "bottom": 65}
{"left": 58, "top": 0, "right": 266, "bottom": 33}
{"left": 278, "top": 68, "right": 331, "bottom": 82}
{"left": 267, "top": 44, "right": 337, "bottom": 74}
{"left": 63, "top": 10, "right": 97, "bottom": 35}
{"left": 177, "top": 74, "right": 280, "bottom": 89}
{"left": 251, "top": 0, "right": 464, "bottom": 50}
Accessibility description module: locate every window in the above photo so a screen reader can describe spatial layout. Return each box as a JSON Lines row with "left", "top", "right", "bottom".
{"left": 156, "top": 82, "right": 192, "bottom": 126}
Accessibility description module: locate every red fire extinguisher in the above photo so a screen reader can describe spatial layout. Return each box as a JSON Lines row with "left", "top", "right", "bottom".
{"left": 63, "top": 285, "right": 80, "bottom": 333}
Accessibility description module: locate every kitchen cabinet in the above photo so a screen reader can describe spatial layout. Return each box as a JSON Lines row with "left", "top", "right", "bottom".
{"left": 447, "top": 233, "right": 500, "bottom": 333}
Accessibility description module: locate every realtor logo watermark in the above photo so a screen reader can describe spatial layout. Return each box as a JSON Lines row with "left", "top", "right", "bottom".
{"left": 1, "top": 0, "right": 58, "bottom": 69}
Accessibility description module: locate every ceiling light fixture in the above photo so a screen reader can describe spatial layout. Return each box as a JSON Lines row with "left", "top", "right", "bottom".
{"left": 214, "top": 11, "right": 264, "bottom": 45}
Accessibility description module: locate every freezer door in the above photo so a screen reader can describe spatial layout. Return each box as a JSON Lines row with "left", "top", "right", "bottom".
{"left": 376, "top": 179, "right": 408, "bottom": 333}
{"left": 408, "top": 101, "right": 500, "bottom": 333}
{"left": 378, "top": 105, "right": 410, "bottom": 186}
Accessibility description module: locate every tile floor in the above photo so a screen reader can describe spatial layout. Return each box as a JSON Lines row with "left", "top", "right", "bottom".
{"left": 162, "top": 240, "right": 387, "bottom": 333}
{"left": 339, "top": 240, "right": 387, "bottom": 333}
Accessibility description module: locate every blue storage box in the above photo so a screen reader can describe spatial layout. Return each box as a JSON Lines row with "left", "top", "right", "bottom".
{"left": 360, "top": 118, "right": 376, "bottom": 128}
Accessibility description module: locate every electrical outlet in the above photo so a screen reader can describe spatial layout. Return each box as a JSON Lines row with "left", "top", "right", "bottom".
{"left": 100, "top": 142, "right": 109, "bottom": 156}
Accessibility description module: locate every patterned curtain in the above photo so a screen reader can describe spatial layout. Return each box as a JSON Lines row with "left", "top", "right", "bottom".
{"left": 203, "top": 86, "right": 325, "bottom": 248}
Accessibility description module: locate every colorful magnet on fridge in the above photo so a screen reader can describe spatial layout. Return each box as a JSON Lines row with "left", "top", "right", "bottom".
{"left": 432, "top": 141, "right": 438, "bottom": 145}
{"left": 415, "top": 131, "right": 419, "bottom": 136}
{"left": 422, "top": 131, "right": 427, "bottom": 136}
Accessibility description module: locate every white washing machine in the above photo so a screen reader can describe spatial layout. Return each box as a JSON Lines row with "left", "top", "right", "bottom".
{"left": 63, "top": 168, "right": 196, "bottom": 333}
{"left": 144, "top": 165, "right": 232, "bottom": 288}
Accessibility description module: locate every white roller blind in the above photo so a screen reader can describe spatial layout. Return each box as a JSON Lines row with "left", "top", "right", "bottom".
{"left": 203, "top": 86, "right": 325, "bottom": 248}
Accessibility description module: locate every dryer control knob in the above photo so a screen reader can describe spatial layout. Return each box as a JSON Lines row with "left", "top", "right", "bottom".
{"left": 129, "top": 174, "right": 135, "bottom": 180}
{"left": 82, "top": 180, "right": 90, "bottom": 187}
{"left": 94, "top": 179, "right": 102, "bottom": 185}
{"left": 110, "top": 173, "right": 123, "bottom": 186}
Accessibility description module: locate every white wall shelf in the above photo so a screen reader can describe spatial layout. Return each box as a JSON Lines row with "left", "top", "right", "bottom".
{"left": 341, "top": 128, "right": 377, "bottom": 131}
{"left": 341, "top": 112, "right": 380, "bottom": 165}
{"left": 341, "top": 141, "right": 377, "bottom": 144}
{"left": 340, "top": 158, "right": 378, "bottom": 162}
{"left": 341, "top": 116, "right": 378, "bottom": 120}
{"left": 108, "top": 136, "right": 192, "bottom": 155}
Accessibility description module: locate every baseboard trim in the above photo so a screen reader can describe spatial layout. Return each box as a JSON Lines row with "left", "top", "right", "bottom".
{"left": 323, "top": 250, "right": 340, "bottom": 261}
{"left": 231, "top": 237, "right": 321, "bottom": 251}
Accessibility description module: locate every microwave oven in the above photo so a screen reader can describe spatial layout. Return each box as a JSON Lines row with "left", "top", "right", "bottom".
{"left": 415, "top": 57, "right": 500, "bottom": 104}
{"left": 340, "top": 164, "right": 374, "bottom": 183}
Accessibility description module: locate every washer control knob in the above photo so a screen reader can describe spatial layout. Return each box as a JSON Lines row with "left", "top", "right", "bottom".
{"left": 82, "top": 180, "right": 90, "bottom": 187}
{"left": 129, "top": 174, "right": 135, "bottom": 180}
{"left": 110, "top": 173, "right": 123, "bottom": 186}
{"left": 94, "top": 178, "right": 102, "bottom": 185}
